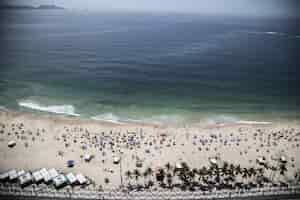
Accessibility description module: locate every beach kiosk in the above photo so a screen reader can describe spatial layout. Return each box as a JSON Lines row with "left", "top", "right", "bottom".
{"left": 66, "top": 173, "right": 77, "bottom": 185}
{"left": 40, "top": 168, "right": 51, "bottom": 183}
{"left": 48, "top": 168, "right": 59, "bottom": 180}
{"left": 8, "top": 169, "right": 18, "bottom": 181}
{"left": 53, "top": 174, "right": 67, "bottom": 188}
{"left": 19, "top": 173, "right": 32, "bottom": 187}
{"left": 76, "top": 173, "right": 87, "bottom": 185}
{"left": 32, "top": 170, "right": 43, "bottom": 183}
{"left": 0, "top": 171, "right": 10, "bottom": 182}
{"left": 17, "top": 170, "right": 25, "bottom": 177}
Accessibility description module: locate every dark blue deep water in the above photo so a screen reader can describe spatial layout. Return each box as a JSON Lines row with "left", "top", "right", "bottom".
{"left": 0, "top": 10, "right": 300, "bottom": 124}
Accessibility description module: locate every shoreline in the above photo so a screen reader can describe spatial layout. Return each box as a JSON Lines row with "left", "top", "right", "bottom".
{"left": 2, "top": 106, "right": 300, "bottom": 129}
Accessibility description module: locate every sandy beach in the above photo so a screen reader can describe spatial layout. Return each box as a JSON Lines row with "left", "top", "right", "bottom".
{"left": 1, "top": 108, "right": 300, "bottom": 191}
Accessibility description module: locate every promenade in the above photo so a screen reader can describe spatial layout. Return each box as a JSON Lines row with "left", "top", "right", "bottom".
{"left": 1, "top": 184, "right": 300, "bottom": 200}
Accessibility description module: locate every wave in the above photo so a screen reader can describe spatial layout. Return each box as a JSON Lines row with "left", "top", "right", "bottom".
{"left": 205, "top": 115, "right": 239, "bottom": 125}
{"left": 204, "top": 115, "right": 272, "bottom": 126}
{"left": 244, "top": 31, "right": 300, "bottom": 38}
{"left": 91, "top": 113, "right": 126, "bottom": 125}
{"left": 18, "top": 100, "right": 80, "bottom": 116}
{"left": 236, "top": 120, "right": 272, "bottom": 125}
{"left": 0, "top": 105, "right": 8, "bottom": 111}
{"left": 91, "top": 113, "right": 185, "bottom": 125}
{"left": 265, "top": 31, "right": 282, "bottom": 35}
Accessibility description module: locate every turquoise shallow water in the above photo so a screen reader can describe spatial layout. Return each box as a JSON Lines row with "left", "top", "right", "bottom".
{"left": 0, "top": 11, "right": 300, "bottom": 125}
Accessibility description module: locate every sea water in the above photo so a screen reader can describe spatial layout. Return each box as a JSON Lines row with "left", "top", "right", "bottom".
{"left": 0, "top": 10, "right": 299, "bottom": 125}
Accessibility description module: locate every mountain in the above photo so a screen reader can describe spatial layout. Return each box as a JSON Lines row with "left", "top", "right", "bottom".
{"left": 37, "top": 5, "right": 64, "bottom": 10}
{"left": 0, "top": 4, "right": 64, "bottom": 10}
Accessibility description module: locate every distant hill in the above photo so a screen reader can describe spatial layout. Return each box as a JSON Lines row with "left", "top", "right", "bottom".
{"left": 37, "top": 5, "right": 64, "bottom": 10}
{"left": 0, "top": 4, "right": 64, "bottom": 10}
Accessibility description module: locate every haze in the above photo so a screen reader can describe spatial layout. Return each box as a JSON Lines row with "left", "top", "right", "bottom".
{"left": 2, "top": 0, "right": 298, "bottom": 17}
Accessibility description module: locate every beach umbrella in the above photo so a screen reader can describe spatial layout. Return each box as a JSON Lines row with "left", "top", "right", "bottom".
{"left": 209, "top": 158, "right": 218, "bottom": 165}
{"left": 257, "top": 156, "right": 266, "bottom": 165}
{"left": 67, "top": 160, "right": 75, "bottom": 168}
{"left": 8, "top": 140, "right": 16, "bottom": 148}
{"left": 280, "top": 156, "right": 287, "bottom": 163}
{"left": 84, "top": 154, "right": 93, "bottom": 162}
{"left": 113, "top": 156, "right": 120, "bottom": 164}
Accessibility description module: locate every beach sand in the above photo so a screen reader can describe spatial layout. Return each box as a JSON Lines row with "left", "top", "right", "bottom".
{"left": 0, "top": 108, "right": 300, "bottom": 190}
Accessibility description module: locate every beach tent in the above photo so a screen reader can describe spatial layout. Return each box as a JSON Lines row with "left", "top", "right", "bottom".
{"left": 0, "top": 171, "right": 10, "bottom": 182}
{"left": 17, "top": 170, "right": 25, "bottom": 177}
{"left": 8, "top": 169, "right": 18, "bottom": 181}
{"left": 53, "top": 174, "right": 67, "bottom": 188}
{"left": 66, "top": 173, "right": 77, "bottom": 184}
{"left": 48, "top": 168, "right": 59, "bottom": 180}
{"left": 39, "top": 168, "right": 51, "bottom": 182}
{"left": 76, "top": 173, "right": 87, "bottom": 185}
{"left": 19, "top": 173, "right": 32, "bottom": 186}
{"left": 32, "top": 170, "right": 43, "bottom": 183}
{"left": 8, "top": 140, "right": 16, "bottom": 148}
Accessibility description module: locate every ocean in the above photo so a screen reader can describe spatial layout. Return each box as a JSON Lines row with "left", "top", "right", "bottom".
{"left": 0, "top": 10, "right": 299, "bottom": 125}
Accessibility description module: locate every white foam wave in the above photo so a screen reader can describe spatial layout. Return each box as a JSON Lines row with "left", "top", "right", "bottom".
{"left": 205, "top": 115, "right": 239, "bottom": 125}
{"left": 265, "top": 31, "right": 281, "bottom": 35}
{"left": 244, "top": 31, "right": 300, "bottom": 38}
{"left": 18, "top": 100, "right": 80, "bottom": 116}
{"left": 237, "top": 120, "right": 272, "bottom": 125}
{"left": 204, "top": 115, "right": 272, "bottom": 127}
{"left": 0, "top": 106, "right": 8, "bottom": 111}
{"left": 91, "top": 113, "right": 185, "bottom": 125}
{"left": 91, "top": 113, "right": 125, "bottom": 125}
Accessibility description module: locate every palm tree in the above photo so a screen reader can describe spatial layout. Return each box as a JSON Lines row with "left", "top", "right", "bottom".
{"left": 279, "top": 163, "right": 287, "bottom": 176}
{"left": 165, "top": 162, "right": 172, "bottom": 172}
{"left": 221, "top": 161, "right": 229, "bottom": 176}
{"left": 232, "top": 164, "right": 238, "bottom": 175}
{"left": 133, "top": 169, "right": 141, "bottom": 185}
{"left": 145, "top": 167, "right": 153, "bottom": 179}
{"left": 166, "top": 173, "right": 173, "bottom": 188}
{"left": 198, "top": 166, "right": 207, "bottom": 183}
{"left": 143, "top": 170, "right": 149, "bottom": 185}
{"left": 125, "top": 170, "right": 132, "bottom": 184}
{"left": 242, "top": 168, "right": 249, "bottom": 179}
{"left": 181, "top": 162, "right": 190, "bottom": 171}
{"left": 146, "top": 180, "right": 154, "bottom": 188}
{"left": 156, "top": 168, "right": 166, "bottom": 186}
{"left": 248, "top": 167, "right": 257, "bottom": 177}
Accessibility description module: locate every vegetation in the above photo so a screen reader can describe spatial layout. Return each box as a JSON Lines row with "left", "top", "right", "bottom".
{"left": 123, "top": 158, "right": 295, "bottom": 192}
